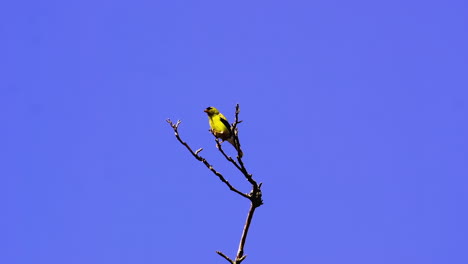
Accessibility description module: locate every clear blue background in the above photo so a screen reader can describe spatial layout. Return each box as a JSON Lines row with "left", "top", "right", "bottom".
{"left": 2, "top": 1, "right": 467, "bottom": 263}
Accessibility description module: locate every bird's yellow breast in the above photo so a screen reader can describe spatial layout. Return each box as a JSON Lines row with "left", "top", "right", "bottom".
{"left": 209, "top": 115, "right": 231, "bottom": 140}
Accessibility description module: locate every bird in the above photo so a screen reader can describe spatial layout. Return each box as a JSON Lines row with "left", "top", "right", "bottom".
{"left": 204, "top": 106, "right": 243, "bottom": 157}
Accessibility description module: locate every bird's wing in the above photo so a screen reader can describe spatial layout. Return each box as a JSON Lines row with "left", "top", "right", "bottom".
{"left": 219, "top": 114, "right": 232, "bottom": 134}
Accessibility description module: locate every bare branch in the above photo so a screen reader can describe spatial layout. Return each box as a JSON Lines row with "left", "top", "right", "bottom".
{"left": 166, "top": 119, "right": 249, "bottom": 199}
{"left": 216, "top": 251, "right": 234, "bottom": 264}
{"left": 216, "top": 139, "right": 242, "bottom": 171}
{"left": 215, "top": 106, "right": 263, "bottom": 203}
{"left": 235, "top": 203, "right": 256, "bottom": 263}
{"left": 231, "top": 104, "right": 243, "bottom": 159}
{"left": 167, "top": 104, "right": 263, "bottom": 263}
{"left": 212, "top": 105, "right": 263, "bottom": 263}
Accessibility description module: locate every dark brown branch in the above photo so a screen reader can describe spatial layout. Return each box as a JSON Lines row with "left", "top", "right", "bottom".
{"left": 228, "top": 105, "right": 259, "bottom": 189}
{"left": 217, "top": 203, "right": 257, "bottom": 264}
{"left": 216, "top": 139, "right": 242, "bottom": 171}
{"left": 213, "top": 105, "right": 263, "bottom": 263}
{"left": 236, "top": 203, "right": 256, "bottom": 261}
{"left": 216, "top": 251, "right": 234, "bottom": 264}
{"left": 167, "top": 104, "right": 263, "bottom": 264}
{"left": 231, "top": 104, "right": 243, "bottom": 159}
{"left": 166, "top": 119, "right": 249, "bottom": 199}
{"left": 216, "top": 139, "right": 262, "bottom": 201}
{"left": 237, "top": 155, "right": 258, "bottom": 190}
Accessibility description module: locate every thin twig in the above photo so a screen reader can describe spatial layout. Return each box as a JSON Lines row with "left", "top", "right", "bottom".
{"left": 216, "top": 251, "right": 234, "bottom": 264}
{"left": 166, "top": 119, "right": 249, "bottom": 199}
{"left": 216, "top": 139, "right": 262, "bottom": 202}
{"left": 231, "top": 104, "right": 243, "bottom": 159}
{"left": 216, "top": 139, "right": 242, "bottom": 171}
{"left": 226, "top": 105, "right": 259, "bottom": 190}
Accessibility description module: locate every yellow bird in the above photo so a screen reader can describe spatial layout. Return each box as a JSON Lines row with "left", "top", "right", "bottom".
{"left": 204, "top": 106, "right": 243, "bottom": 157}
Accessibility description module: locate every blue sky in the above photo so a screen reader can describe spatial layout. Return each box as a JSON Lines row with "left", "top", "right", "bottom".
{"left": 2, "top": 0, "right": 467, "bottom": 263}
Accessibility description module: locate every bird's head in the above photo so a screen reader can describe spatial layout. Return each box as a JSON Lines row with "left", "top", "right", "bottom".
{"left": 204, "top": 106, "right": 219, "bottom": 116}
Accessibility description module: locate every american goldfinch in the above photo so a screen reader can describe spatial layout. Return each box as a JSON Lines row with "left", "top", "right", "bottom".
{"left": 204, "top": 106, "right": 243, "bottom": 157}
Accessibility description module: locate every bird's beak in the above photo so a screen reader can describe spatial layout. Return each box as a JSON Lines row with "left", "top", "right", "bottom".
{"left": 203, "top": 109, "right": 208, "bottom": 113}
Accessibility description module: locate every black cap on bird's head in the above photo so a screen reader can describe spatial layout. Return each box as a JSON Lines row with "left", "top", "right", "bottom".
{"left": 204, "top": 106, "right": 219, "bottom": 115}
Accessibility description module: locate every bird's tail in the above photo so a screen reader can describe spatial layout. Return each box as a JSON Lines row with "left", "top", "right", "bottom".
{"left": 227, "top": 137, "right": 243, "bottom": 158}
